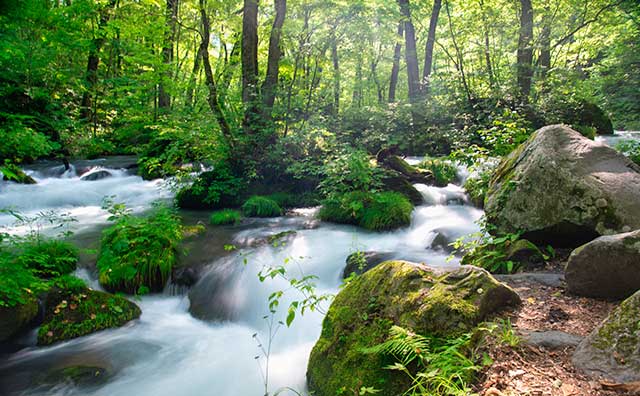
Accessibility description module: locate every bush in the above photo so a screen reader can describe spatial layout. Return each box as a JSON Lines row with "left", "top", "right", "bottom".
{"left": 319, "top": 150, "right": 384, "bottom": 199}
{"left": 242, "top": 196, "right": 283, "bottom": 217}
{"left": 319, "top": 191, "right": 413, "bottom": 231}
{"left": 176, "top": 164, "right": 245, "bottom": 210}
{"left": 16, "top": 239, "right": 79, "bottom": 278}
{"left": 210, "top": 209, "right": 242, "bottom": 226}
{"left": 97, "top": 204, "right": 183, "bottom": 294}
{"left": 0, "top": 118, "right": 58, "bottom": 162}
{"left": 616, "top": 140, "right": 640, "bottom": 166}
{"left": 418, "top": 157, "right": 458, "bottom": 186}
{"left": 265, "top": 192, "right": 321, "bottom": 208}
{"left": 0, "top": 251, "right": 43, "bottom": 308}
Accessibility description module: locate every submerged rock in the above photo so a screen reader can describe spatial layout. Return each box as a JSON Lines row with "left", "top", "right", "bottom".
{"left": 0, "top": 297, "right": 39, "bottom": 342}
{"left": 307, "top": 261, "right": 520, "bottom": 396}
{"left": 566, "top": 229, "right": 640, "bottom": 299}
{"left": 37, "top": 287, "right": 141, "bottom": 346}
{"left": 573, "top": 290, "right": 640, "bottom": 382}
{"left": 1, "top": 165, "right": 36, "bottom": 184}
{"left": 79, "top": 169, "right": 113, "bottom": 181}
{"left": 40, "top": 365, "right": 111, "bottom": 387}
{"left": 485, "top": 124, "right": 640, "bottom": 247}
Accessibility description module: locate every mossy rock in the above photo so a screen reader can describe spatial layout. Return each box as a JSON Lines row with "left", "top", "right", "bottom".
{"left": 37, "top": 287, "right": 141, "bottom": 346}
{"left": 0, "top": 297, "right": 39, "bottom": 342}
{"left": 40, "top": 365, "right": 111, "bottom": 387}
{"left": 381, "top": 171, "right": 423, "bottom": 205}
{"left": 307, "top": 261, "right": 521, "bottom": 396}
{"left": 485, "top": 125, "right": 640, "bottom": 247}
{"left": 1, "top": 164, "right": 36, "bottom": 184}
{"left": 319, "top": 191, "right": 413, "bottom": 231}
{"left": 573, "top": 289, "right": 640, "bottom": 382}
{"left": 381, "top": 155, "right": 434, "bottom": 184}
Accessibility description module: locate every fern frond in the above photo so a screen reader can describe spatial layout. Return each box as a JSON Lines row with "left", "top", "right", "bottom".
{"left": 361, "top": 325, "right": 431, "bottom": 366}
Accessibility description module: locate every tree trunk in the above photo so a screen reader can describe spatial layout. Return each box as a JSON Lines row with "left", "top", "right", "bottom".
{"left": 185, "top": 43, "right": 202, "bottom": 108}
{"left": 158, "top": 0, "right": 179, "bottom": 110}
{"left": 80, "top": 0, "right": 117, "bottom": 122}
{"left": 199, "top": 0, "right": 233, "bottom": 144}
{"left": 538, "top": 6, "right": 552, "bottom": 80}
{"left": 241, "top": 0, "right": 259, "bottom": 106}
{"left": 398, "top": 0, "right": 421, "bottom": 101}
{"left": 517, "top": 0, "right": 534, "bottom": 99}
{"left": 423, "top": 0, "right": 441, "bottom": 95}
{"left": 331, "top": 30, "right": 340, "bottom": 114}
{"left": 261, "top": 0, "right": 287, "bottom": 111}
{"left": 388, "top": 23, "right": 403, "bottom": 103}
{"left": 478, "top": 0, "right": 494, "bottom": 87}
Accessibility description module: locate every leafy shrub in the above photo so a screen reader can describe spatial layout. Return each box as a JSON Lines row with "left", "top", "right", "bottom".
{"left": 16, "top": 239, "right": 79, "bottom": 278}
{"left": 319, "top": 150, "right": 384, "bottom": 199}
{"left": 0, "top": 251, "right": 43, "bottom": 308}
{"left": 210, "top": 209, "right": 242, "bottom": 225}
{"left": 50, "top": 274, "right": 87, "bottom": 294}
{"left": 319, "top": 191, "right": 413, "bottom": 231}
{"left": 97, "top": 203, "right": 183, "bottom": 294}
{"left": 242, "top": 196, "right": 283, "bottom": 217}
{"left": 176, "top": 164, "right": 245, "bottom": 210}
{"left": 0, "top": 118, "right": 58, "bottom": 162}
{"left": 477, "top": 109, "right": 532, "bottom": 156}
{"left": 418, "top": 157, "right": 458, "bottom": 186}
{"left": 265, "top": 192, "right": 321, "bottom": 208}
{"left": 616, "top": 140, "right": 640, "bottom": 165}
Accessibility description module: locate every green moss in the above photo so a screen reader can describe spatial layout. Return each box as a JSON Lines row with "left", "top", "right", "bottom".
{"left": 210, "top": 209, "right": 242, "bottom": 226}
{"left": 307, "top": 261, "right": 520, "bottom": 396}
{"left": 242, "top": 196, "right": 283, "bottom": 217}
{"left": 592, "top": 292, "right": 640, "bottom": 359}
{"left": 37, "top": 284, "right": 141, "bottom": 346}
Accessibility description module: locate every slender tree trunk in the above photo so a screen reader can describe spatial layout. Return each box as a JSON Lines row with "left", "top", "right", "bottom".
{"left": 241, "top": 0, "right": 259, "bottom": 105}
{"left": 261, "top": 0, "right": 287, "bottom": 111}
{"left": 220, "top": 34, "right": 241, "bottom": 99}
{"left": 538, "top": 6, "right": 552, "bottom": 80}
{"left": 517, "top": 0, "right": 534, "bottom": 99}
{"left": 185, "top": 43, "right": 202, "bottom": 108}
{"left": 478, "top": 0, "right": 494, "bottom": 87}
{"left": 199, "top": 0, "right": 233, "bottom": 144}
{"left": 352, "top": 52, "right": 363, "bottom": 107}
{"left": 80, "top": 0, "right": 116, "bottom": 122}
{"left": 158, "top": 0, "right": 179, "bottom": 110}
{"left": 388, "top": 23, "right": 403, "bottom": 103}
{"left": 398, "top": 0, "right": 421, "bottom": 101}
{"left": 331, "top": 30, "right": 340, "bottom": 114}
{"left": 423, "top": 0, "right": 441, "bottom": 95}
{"left": 445, "top": 0, "right": 472, "bottom": 103}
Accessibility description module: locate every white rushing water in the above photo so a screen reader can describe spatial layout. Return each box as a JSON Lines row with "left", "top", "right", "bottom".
{"left": 0, "top": 159, "right": 484, "bottom": 396}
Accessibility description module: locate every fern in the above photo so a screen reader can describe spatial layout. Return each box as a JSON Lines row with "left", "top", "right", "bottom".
{"left": 361, "top": 325, "right": 430, "bottom": 366}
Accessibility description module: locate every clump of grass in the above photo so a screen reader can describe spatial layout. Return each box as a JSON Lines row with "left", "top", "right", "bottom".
{"left": 319, "top": 191, "right": 413, "bottom": 231}
{"left": 419, "top": 157, "right": 458, "bottom": 186}
{"left": 242, "top": 196, "right": 283, "bottom": 217}
{"left": 210, "top": 209, "right": 242, "bottom": 226}
{"left": 16, "top": 239, "right": 78, "bottom": 278}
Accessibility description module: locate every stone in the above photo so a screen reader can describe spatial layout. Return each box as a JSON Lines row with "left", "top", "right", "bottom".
{"left": 342, "top": 251, "right": 396, "bottom": 278}
{"left": 307, "top": 261, "right": 520, "bottom": 396}
{"left": 523, "top": 330, "right": 583, "bottom": 349}
{"left": 381, "top": 171, "right": 424, "bottom": 205}
{"left": 382, "top": 155, "right": 434, "bottom": 184}
{"left": 80, "top": 170, "right": 113, "bottom": 181}
{"left": 573, "top": 290, "right": 640, "bottom": 383}
{"left": 565, "top": 229, "right": 640, "bottom": 299}
{"left": 0, "top": 297, "right": 39, "bottom": 342}
{"left": 485, "top": 124, "right": 640, "bottom": 247}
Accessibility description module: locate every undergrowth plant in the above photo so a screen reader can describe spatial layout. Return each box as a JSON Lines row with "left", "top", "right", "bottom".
{"left": 242, "top": 196, "right": 283, "bottom": 217}
{"left": 210, "top": 209, "right": 242, "bottom": 225}
{"left": 319, "top": 191, "right": 413, "bottom": 231}
{"left": 418, "top": 158, "right": 458, "bottom": 186}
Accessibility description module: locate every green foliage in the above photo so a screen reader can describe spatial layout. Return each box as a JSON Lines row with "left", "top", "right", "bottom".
{"left": 319, "top": 191, "right": 413, "bottom": 231}
{"left": 97, "top": 202, "right": 183, "bottom": 293}
{"left": 242, "top": 196, "right": 283, "bottom": 218}
{"left": 0, "top": 117, "right": 58, "bottom": 162}
{"left": 495, "top": 318, "right": 520, "bottom": 348}
{"left": 176, "top": 164, "right": 245, "bottom": 210}
{"left": 0, "top": 250, "right": 43, "bottom": 308}
{"left": 264, "top": 192, "right": 320, "bottom": 209}
{"left": 319, "top": 150, "right": 384, "bottom": 200}
{"left": 362, "top": 326, "right": 481, "bottom": 396}
{"left": 0, "top": 162, "right": 36, "bottom": 184}
{"left": 453, "top": 232, "right": 521, "bottom": 274}
{"left": 15, "top": 239, "right": 79, "bottom": 278}
{"left": 50, "top": 274, "right": 87, "bottom": 294}
{"left": 477, "top": 110, "right": 532, "bottom": 157}
{"left": 616, "top": 140, "right": 640, "bottom": 166}
{"left": 210, "top": 209, "right": 242, "bottom": 226}
{"left": 418, "top": 158, "right": 458, "bottom": 186}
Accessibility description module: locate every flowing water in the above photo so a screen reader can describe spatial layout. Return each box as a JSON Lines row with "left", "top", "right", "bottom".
{"left": 4, "top": 131, "right": 636, "bottom": 396}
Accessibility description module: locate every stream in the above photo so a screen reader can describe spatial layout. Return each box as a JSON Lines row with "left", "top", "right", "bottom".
{"left": 0, "top": 131, "right": 636, "bottom": 396}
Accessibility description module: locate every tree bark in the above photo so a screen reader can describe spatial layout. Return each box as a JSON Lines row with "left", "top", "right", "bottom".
{"left": 388, "top": 23, "right": 403, "bottom": 103}
{"left": 423, "top": 0, "right": 441, "bottom": 95}
{"left": 517, "top": 0, "right": 534, "bottom": 99}
{"left": 261, "top": 0, "right": 287, "bottom": 111}
{"left": 80, "top": 0, "right": 116, "bottom": 122}
{"left": 241, "top": 0, "right": 259, "bottom": 105}
{"left": 199, "top": 0, "right": 233, "bottom": 144}
{"left": 158, "top": 0, "right": 179, "bottom": 110}
{"left": 398, "top": 0, "right": 421, "bottom": 102}
{"left": 185, "top": 43, "right": 202, "bottom": 108}
{"left": 331, "top": 29, "right": 340, "bottom": 114}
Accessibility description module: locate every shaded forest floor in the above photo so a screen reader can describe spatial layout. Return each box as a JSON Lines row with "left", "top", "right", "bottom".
{"left": 475, "top": 269, "right": 632, "bottom": 396}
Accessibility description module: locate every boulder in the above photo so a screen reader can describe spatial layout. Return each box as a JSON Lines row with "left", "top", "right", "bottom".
{"left": 79, "top": 170, "right": 112, "bottom": 181}
{"left": 565, "top": 229, "right": 640, "bottom": 299}
{"left": 485, "top": 124, "right": 640, "bottom": 247}
{"left": 0, "top": 297, "right": 39, "bottom": 342}
{"left": 1, "top": 165, "right": 36, "bottom": 184}
{"left": 342, "top": 251, "right": 396, "bottom": 278}
{"left": 381, "top": 171, "right": 423, "bottom": 205}
{"left": 522, "top": 330, "right": 583, "bottom": 349}
{"left": 307, "top": 261, "right": 520, "bottom": 396}
{"left": 573, "top": 290, "right": 640, "bottom": 383}
{"left": 381, "top": 155, "right": 434, "bottom": 184}
{"left": 37, "top": 287, "right": 141, "bottom": 346}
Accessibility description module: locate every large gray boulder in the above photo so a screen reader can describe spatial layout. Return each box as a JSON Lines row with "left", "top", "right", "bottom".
{"left": 573, "top": 290, "right": 640, "bottom": 383}
{"left": 485, "top": 124, "right": 640, "bottom": 247}
{"left": 566, "top": 230, "right": 640, "bottom": 299}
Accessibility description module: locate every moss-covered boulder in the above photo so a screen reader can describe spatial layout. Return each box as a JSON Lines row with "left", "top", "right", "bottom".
{"left": 37, "top": 287, "right": 140, "bottom": 346}
{"left": 485, "top": 124, "right": 640, "bottom": 247}
{"left": 1, "top": 164, "right": 37, "bottom": 184}
{"left": 573, "top": 290, "right": 640, "bottom": 382}
{"left": 566, "top": 229, "right": 640, "bottom": 299}
{"left": 380, "top": 171, "right": 423, "bottom": 205}
{"left": 307, "top": 261, "right": 520, "bottom": 395}
{"left": 380, "top": 155, "right": 434, "bottom": 184}
{"left": 0, "top": 297, "right": 39, "bottom": 342}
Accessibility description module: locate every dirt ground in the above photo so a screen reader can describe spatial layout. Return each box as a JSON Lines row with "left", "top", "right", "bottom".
{"left": 474, "top": 272, "right": 637, "bottom": 396}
